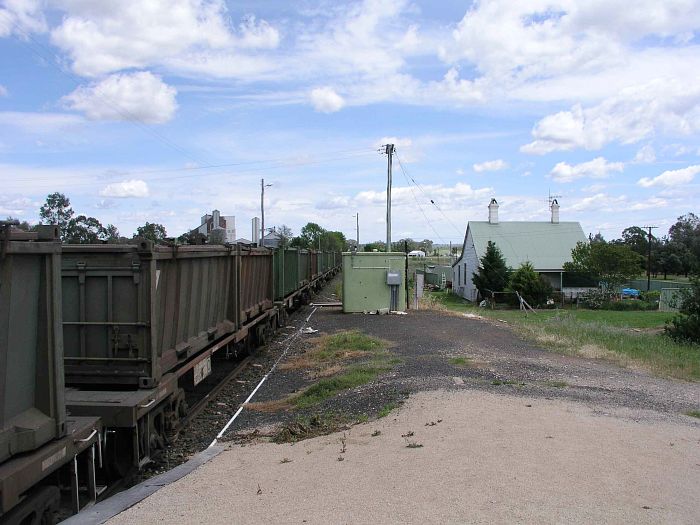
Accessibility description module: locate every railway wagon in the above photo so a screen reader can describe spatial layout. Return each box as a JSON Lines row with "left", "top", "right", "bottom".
{"left": 1, "top": 226, "right": 101, "bottom": 524}
{"left": 61, "top": 242, "right": 275, "bottom": 388}
{"left": 62, "top": 242, "right": 276, "bottom": 469}
{"left": 1, "top": 227, "right": 65, "bottom": 462}
{"left": 298, "top": 250, "right": 311, "bottom": 286}
{"left": 273, "top": 248, "right": 299, "bottom": 301}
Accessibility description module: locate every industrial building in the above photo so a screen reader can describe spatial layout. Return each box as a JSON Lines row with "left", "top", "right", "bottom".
{"left": 192, "top": 209, "right": 236, "bottom": 243}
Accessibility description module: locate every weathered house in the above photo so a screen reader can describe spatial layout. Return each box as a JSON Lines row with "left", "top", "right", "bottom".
{"left": 452, "top": 199, "right": 587, "bottom": 301}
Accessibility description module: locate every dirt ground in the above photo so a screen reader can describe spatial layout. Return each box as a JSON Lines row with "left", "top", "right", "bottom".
{"left": 108, "top": 389, "right": 700, "bottom": 524}
{"left": 105, "top": 277, "right": 700, "bottom": 523}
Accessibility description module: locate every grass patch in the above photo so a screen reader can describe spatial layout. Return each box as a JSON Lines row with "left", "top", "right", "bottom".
{"left": 294, "top": 365, "right": 389, "bottom": 408}
{"left": 546, "top": 381, "right": 568, "bottom": 388}
{"left": 686, "top": 410, "right": 700, "bottom": 419}
{"left": 449, "top": 356, "right": 472, "bottom": 367}
{"left": 281, "top": 330, "right": 389, "bottom": 372}
{"left": 377, "top": 402, "right": 399, "bottom": 418}
{"left": 428, "top": 291, "right": 700, "bottom": 381}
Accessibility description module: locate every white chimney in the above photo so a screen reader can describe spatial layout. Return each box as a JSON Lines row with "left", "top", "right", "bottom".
{"left": 252, "top": 217, "right": 260, "bottom": 244}
{"left": 488, "top": 198, "right": 499, "bottom": 224}
{"left": 550, "top": 199, "right": 560, "bottom": 224}
{"left": 212, "top": 209, "right": 220, "bottom": 227}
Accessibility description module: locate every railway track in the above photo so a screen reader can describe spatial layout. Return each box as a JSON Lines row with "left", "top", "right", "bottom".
{"left": 178, "top": 355, "right": 255, "bottom": 433}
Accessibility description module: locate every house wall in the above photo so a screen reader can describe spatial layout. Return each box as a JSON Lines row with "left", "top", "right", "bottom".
{"left": 453, "top": 227, "right": 479, "bottom": 301}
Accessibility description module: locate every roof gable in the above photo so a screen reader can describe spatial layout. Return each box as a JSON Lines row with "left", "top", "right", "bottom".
{"left": 466, "top": 221, "right": 586, "bottom": 271}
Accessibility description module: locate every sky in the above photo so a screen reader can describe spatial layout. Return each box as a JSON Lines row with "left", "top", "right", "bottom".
{"left": 1, "top": 0, "right": 699, "bottom": 245}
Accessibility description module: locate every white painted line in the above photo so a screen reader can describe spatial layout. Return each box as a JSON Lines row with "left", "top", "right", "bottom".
{"left": 208, "top": 306, "right": 319, "bottom": 448}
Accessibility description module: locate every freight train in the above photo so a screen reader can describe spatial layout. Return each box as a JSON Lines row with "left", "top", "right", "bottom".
{"left": 0, "top": 223, "right": 339, "bottom": 524}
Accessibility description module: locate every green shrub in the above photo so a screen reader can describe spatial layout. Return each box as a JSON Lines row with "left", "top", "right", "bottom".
{"left": 666, "top": 276, "right": 700, "bottom": 344}
{"left": 506, "top": 262, "right": 553, "bottom": 308}
{"left": 603, "top": 300, "right": 657, "bottom": 311}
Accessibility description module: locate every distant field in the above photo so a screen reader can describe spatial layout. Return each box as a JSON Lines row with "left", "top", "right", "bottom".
{"left": 428, "top": 291, "right": 699, "bottom": 381}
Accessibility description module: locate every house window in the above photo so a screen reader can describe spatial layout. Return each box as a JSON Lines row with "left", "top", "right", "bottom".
{"left": 463, "top": 263, "right": 466, "bottom": 285}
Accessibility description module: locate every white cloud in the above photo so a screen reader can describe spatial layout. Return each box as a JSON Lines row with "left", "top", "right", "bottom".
{"left": 521, "top": 79, "right": 700, "bottom": 154}
{"left": 62, "top": 72, "right": 178, "bottom": 124}
{"left": 99, "top": 179, "right": 150, "bottom": 198}
{"left": 638, "top": 165, "right": 700, "bottom": 187}
{"left": 473, "top": 159, "right": 508, "bottom": 173}
{"left": 444, "top": 1, "right": 700, "bottom": 86}
{"left": 570, "top": 193, "right": 627, "bottom": 212}
{"left": 633, "top": 144, "right": 656, "bottom": 164}
{"left": 236, "top": 15, "right": 280, "bottom": 49}
{"left": 0, "top": 85, "right": 7, "bottom": 97}
{"left": 0, "top": 0, "right": 46, "bottom": 37}
{"left": 309, "top": 87, "right": 345, "bottom": 113}
{"left": 549, "top": 157, "right": 624, "bottom": 183}
{"left": 50, "top": 0, "right": 235, "bottom": 77}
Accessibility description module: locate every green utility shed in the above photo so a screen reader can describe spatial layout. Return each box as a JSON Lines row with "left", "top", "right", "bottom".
{"left": 342, "top": 252, "right": 407, "bottom": 313}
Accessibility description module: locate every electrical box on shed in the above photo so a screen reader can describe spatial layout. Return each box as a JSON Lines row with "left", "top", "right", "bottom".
{"left": 342, "top": 252, "right": 407, "bottom": 313}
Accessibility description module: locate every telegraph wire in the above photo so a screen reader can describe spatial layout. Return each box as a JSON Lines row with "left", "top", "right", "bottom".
{"left": 394, "top": 153, "right": 464, "bottom": 237}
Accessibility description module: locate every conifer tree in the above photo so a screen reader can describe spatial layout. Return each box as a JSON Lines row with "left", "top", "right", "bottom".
{"left": 472, "top": 241, "right": 510, "bottom": 300}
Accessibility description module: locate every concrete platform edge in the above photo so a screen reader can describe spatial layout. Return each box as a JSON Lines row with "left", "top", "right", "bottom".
{"left": 61, "top": 444, "right": 226, "bottom": 525}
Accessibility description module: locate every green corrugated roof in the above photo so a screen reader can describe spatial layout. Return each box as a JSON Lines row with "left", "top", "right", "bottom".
{"left": 468, "top": 221, "right": 586, "bottom": 271}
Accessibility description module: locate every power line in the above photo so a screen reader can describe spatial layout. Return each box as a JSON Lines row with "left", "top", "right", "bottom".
{"left": 393, "top": 152, "right": 448, "bottom": 246}
{"left": 394, "top": 153, "right": 464, "bottom": 237}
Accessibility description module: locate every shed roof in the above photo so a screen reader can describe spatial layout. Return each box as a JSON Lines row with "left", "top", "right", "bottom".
{"left": 462, "top": 221, "right": 586, "bottom": 271}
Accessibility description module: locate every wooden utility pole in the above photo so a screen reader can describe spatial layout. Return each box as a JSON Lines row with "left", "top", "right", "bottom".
{"left": 260, "top": 179, "right": 272, "bottom": 247}
{"left": 385, "top": 144, "right": 394, "bottom": 252}
{"left": 643, "top": 225, "right": 658, "bottom": 291}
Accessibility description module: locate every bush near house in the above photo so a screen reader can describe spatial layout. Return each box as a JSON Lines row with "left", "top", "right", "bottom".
{"left": 506, "top": 262, "right": 553, "bottom": 308}
{"left": 666, "top": 275, "right": 700, "bottom": 344}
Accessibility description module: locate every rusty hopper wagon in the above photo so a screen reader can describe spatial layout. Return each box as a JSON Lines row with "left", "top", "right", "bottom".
{"left": 61, "top": 241, "right": 274, "bottom": 389}
{"left": 0, "top": 225, "right": 101, "bottom": 524}
{"left": 1, "top": 230, "right": 339, "bottom": 523}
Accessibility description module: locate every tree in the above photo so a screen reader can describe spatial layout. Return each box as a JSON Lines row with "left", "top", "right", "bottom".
{"left": 472, "top": 241, "right": 510, "bottom": 300}
{"left": 103, "top": 224, "right": 120, "bottom": 243}
{"left": 178, "top": 230, "right": 206, "bottom": 245}
{"left": 665, "top": 275, "right": 700, "bottom": 344}
{"left": 363, "top": 241, "right": 386, "bottom": 252}
{"left": 39, "top": 192, "right": 74, "bottom": 240}
{"left": 64, "top": 215, "right": 109, "bottom": 244}
{"left": 297, "top": 222, "right": 324, "bottom": 248}
{"left": 276, "top": 225, "right": 293, "bottom": 247}
{"left": 420, "top": 239, "right": 433, "bottom": 253}
{"left": 4, "top": 216, "right": 32, "bottom": 231}
{"left": 507, "top": 262, "right": 553, "bottom": 307}
{"left": 590, "top": 232, "right": 606, "bottom": 244}
{"left": 563, "top": 241, "right": 643, "bottom": 291}
{"left": 668, "top": 213, "right": 700, "bottom": 275}
{"left": 208, "top": 228, "right": 227, "bottom": 244}
{"left": 392, "top": 238, "right": 417, "bottom": 252}
{"left": 320, "top": 230, "right": 346, "bottom": 252}
{"left": 135, "top": 222, "right": 167, "bottom": 243}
